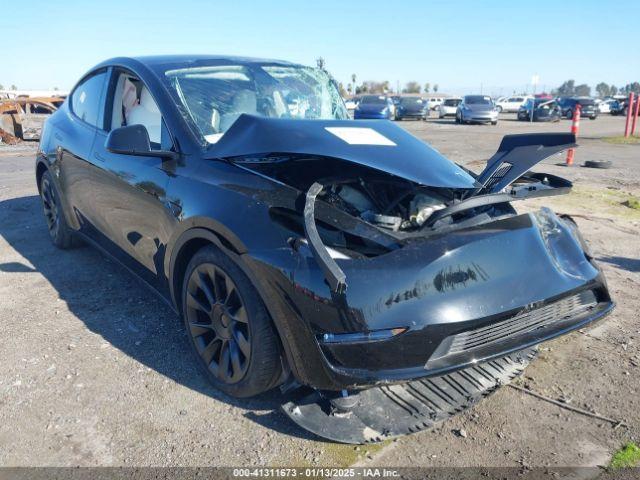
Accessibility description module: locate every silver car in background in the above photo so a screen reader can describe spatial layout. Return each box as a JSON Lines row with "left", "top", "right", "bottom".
{"left": 456, "top": 95, "right": 499, "bottom": 125}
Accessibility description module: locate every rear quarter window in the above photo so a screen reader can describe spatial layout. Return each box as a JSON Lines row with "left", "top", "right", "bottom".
{"left": 70, "top": 70, "right": 108, "bottom": 128}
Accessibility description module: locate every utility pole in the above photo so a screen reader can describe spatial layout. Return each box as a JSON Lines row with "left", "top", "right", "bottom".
{"left": 531, "top": 74, "right": 539, "bottom": 123}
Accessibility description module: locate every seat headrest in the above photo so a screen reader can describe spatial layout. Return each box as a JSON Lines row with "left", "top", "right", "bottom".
{"left": 232, "top": 90, "right": 257, "bottom": 113}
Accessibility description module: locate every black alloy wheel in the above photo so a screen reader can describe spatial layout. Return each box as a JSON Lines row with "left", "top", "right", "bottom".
{"left": 41, "top": 175, "right": 60, "bottom": 239}
{"left": 185, "top": 263, "right": 251, "bottom": 384}
{"left": 182, "top": 245, "right": 282, "bottom": 397}
{"left": 39, "top": 170, "right": 79, "bottom": 249}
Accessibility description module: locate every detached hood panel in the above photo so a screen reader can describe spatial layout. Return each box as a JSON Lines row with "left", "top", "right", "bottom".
{"left": 206, "top": 114, "right": 478, "bottom": 188}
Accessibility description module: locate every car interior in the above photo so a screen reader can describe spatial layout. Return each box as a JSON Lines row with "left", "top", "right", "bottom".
{"left": 111, "top": 73, "right": 162, "bottom": 145}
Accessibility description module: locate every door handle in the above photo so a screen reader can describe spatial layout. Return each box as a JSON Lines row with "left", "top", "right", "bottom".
{"left": 93, "top": 152, "right": 106, "bottom": 162}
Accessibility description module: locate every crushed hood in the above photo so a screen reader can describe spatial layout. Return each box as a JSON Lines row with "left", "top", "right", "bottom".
{"left": 206, "top": 114, "right": 478, "bottom": 188}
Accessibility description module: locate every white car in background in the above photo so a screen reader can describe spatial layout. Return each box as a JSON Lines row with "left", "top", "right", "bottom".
{"left": 343, "top": 96, "right": 360, "bottom": 111}
{"left": 595, "top": 98, "right": 613, "bottom": 114}
{"left": 426, "top": 97, "right": 445, "bottom": 110}
{"left": 496, "top": 96, "right": 531, "bottom": 113}
{"left": 438, "top": 97, "right": 462, "bottom": 118}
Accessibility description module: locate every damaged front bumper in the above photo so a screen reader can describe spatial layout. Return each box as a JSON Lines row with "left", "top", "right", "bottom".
{"left": 294, "top": 188, "right": 613, "bottom": 390}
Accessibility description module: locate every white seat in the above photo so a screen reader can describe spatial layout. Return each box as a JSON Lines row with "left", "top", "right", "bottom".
{"left": 127, "top": 87, "right": 161, "bottom": 144}
{"left": 219, "top": 90, "right": 258, "bottom": 132}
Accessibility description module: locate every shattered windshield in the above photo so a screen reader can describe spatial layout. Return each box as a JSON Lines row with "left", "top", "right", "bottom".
{"left": 163, "top": 64, "right": 348, "bottom": 144}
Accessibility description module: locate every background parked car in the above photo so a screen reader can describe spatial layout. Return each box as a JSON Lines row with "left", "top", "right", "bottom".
{"left": 438, "top": 97, "right": 462, "bottom": 118}
{"left": 354, "top": 95, "right": 395, "bottom": 119}
{"left": 456, "top": 95, "right": 499, "bottom": 124}
{"left": 594, "top": 98, "right": 613, "bottom": 114}
{"left": 343, "top": 96, "right": 360, "bottom": 112}
{"left": 395, "top": 96, "right": 428, "bottom": 120}
{"left": 496, "top": 95, "right": 530, "bottom": 113}
{"left": 557, "top": 97, "right": 598, "bottom": 120}
{"left": 610, "top": 97, "right": 639, "bottom": 116}
{"left": 517, "top": 98, "right": 561, "bottom": 122}
{"left": 425, "top": 97, "right": 445, "bottom": 110}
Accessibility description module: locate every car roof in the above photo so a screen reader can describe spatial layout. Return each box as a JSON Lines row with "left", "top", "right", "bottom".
{"left": 95, "top": 54, "right": 300, "bottom": 72}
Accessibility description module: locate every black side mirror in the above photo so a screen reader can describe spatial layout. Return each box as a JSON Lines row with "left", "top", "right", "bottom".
{"left": 106, "top": 125, "right": 178, "bottom": 160}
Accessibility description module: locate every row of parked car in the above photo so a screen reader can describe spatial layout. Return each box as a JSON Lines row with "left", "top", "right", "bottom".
{"left": 345, "top": 93, "right": 629, "bottom": 125}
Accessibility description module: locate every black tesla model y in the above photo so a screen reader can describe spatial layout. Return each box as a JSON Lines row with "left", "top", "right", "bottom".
{"left": 36, "top": 56, "right": 613, "bottom": 443}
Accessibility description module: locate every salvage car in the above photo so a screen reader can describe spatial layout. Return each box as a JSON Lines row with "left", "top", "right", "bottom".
{"left": 557, "top": 97, "right": 598, "bottom": 120}
{"left": 36, "top": 56, "right": 614, "bottom": 443}
{"left": 456, "top": 95, "right": 499, "bottom": 124}
{"left": 0, "top": 97, "right": 59, "bottom": 140}
{"left": 517, "top": 98, "right": 562, "bottom": 122}
{"left": 394, "top": 96, "right": 428, "bottom": 120}
{"left": 354, "top": 94, "right": 395, "bottom": 119}
{"left": 610, "top": 97, "right": 638, "bottom": 116}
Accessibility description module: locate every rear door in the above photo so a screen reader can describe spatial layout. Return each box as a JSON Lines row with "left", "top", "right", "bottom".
{"left": 56, "top": 68, "right": 109, "bottom": 232}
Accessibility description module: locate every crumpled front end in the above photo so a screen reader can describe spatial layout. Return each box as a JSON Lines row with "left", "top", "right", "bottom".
{"left": 290, "top": 208, "right": 612, "bottom": 389}
{"left": 218, "top": 122, "right": 613, "bottom": 391}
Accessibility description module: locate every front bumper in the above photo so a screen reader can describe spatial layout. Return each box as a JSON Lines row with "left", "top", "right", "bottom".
{"left": 397, "top": 110, "right": 427, "bottom": 118}
{"left": 461, "top": 111, "right": 498, "bottom": 122}
{"left": 250, "top": 209, "right": 614, "bottom": 391}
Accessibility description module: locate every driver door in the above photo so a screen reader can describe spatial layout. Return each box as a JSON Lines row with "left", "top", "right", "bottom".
{"left": 89, "top": 69, "right": 179, "bottom": 290}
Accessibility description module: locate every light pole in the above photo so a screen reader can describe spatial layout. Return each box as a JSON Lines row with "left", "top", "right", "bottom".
{"left": 530, "top": 74, "right": 539, "bottom": 123}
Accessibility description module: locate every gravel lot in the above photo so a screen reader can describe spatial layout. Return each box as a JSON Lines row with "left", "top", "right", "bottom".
{"left": 0, "top": 114, "right": 638, "bottom": 469}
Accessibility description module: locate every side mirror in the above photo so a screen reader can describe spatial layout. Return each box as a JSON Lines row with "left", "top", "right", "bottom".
{"left": 105, "top": 125, "right": 178, "bottom": 160}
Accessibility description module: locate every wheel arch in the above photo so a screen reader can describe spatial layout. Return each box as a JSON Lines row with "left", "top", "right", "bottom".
{"left": 168, "top": 225, "right": 246, "bottom": 313}
{"left": 35, "top": 158, "right": 49, "bottom": 194}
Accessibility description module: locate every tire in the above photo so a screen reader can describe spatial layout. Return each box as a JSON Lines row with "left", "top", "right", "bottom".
{"left": 39, "top": 170, "right": 80, "bottom": 249}
{"left": 566, "top": 109, "right": 573, "bottom": 120}
{"left": 182, "top": 245, "right": 282, "bottom": 398}
{"left": 491, "top": 121, "right": 498, "bottom": 125}
{"left": 590, "top": 116, "right": 596, "bottom": 120}
{"left": 497, "top": 105, "right": 503, "bottom": 113}
{"left": 584, "top": 160, "right": 612, "bottom": 169}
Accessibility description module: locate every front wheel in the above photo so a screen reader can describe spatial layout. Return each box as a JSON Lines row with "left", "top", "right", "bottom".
{"left": 182, "top": 245, "right": 282, "bottom": 397}
{"left": 491, "top": 121, "right": 498, "bottom": 125}
{"left": 40, "top": 170, "right": 80, "bottom": 249}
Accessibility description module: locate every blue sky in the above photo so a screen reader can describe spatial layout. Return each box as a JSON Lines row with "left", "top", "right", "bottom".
{"left": 1, "top": 0, "right": 638, "bottom": 95}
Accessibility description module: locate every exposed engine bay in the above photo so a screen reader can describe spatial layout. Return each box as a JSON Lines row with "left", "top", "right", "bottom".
{"left": 234, "top": 153, "right": 565, "bottom": 238}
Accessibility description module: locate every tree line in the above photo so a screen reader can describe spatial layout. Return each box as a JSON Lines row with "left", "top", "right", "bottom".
{"left": 552, "top": 79, "right": 640, "bottom": 98}
{"left": 338, "top": 77, "right": 440, "bottom": 96}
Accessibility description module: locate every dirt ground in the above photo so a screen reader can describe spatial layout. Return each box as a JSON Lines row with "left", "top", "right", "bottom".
{"left": 0, "top": 113, "right": 638, "bottom": 471}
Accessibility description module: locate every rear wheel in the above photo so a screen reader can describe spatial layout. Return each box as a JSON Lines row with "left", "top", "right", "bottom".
{"left": 182, "top": 245, "right": 282, "bottom": 397}
{"left": 39, "top": 170, "right": 80, "bottom": 249}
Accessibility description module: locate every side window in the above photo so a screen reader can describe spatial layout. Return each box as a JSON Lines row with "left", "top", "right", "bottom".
{"left": 71, "top": 71, "right": 108, "bottom": 127}
{"left": 109, "top": 72, "right": 166, "bottom": 148}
